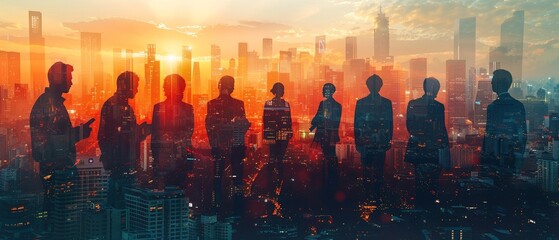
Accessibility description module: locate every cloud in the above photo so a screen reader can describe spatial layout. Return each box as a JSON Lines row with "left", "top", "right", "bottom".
{"left": 350, "top": 0, "right": 559, "bottom": 44}
{"left": 0, "top": 21, "right": 21, "bottom": 30}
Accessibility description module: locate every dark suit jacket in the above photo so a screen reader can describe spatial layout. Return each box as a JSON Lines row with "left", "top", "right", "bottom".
{"left": 481, "top": 92, "right": 527, "bottom": 169}
{"left": 311, "top": 98, "right": 342, "bottom": 145}
{"left": 404, "top": 95, "right": 449, "bottom": 164}
{"left": 354, "top": 93, "right": 393, "bottom": 154}
{"left": 98, "top": 94, "right": 149, "bottom": 172}
{"left": 30, "top": 88, "right": 83, "bottom": 169}
{"left": 263, "top": 98, "right": 293, "bottom": 144}
{"left": 206, "top": 94, "right": 250, "bottom": 150}
{"left": 151, "top": 100, "right": 194, "bottom": 172}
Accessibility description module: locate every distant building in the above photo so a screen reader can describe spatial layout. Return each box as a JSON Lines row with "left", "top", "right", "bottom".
{"left": 125, "top": 186, "right": 189, "bottom": 240}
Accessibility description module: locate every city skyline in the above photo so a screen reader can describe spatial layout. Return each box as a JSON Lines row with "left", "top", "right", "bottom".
{"left": 0, "top": 1, "right": 558, "bottom": 86}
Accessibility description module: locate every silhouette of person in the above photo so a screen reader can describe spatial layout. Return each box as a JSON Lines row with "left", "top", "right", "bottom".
{"left": 151, "top": 74, "right": 194, "bottom": 190}
{"left": 354, "top": 74, "right": 393, "bottom": 202}
{"left": 404, "top": 77, "right": 449, "bottom": 209}
{"left": 263, "top": 82, "right": 293, "bottom": 192}
{"left": 206, "top": 75, "right": 250, "bottom": 216}
{"left": 98, "top": 71, "right": 151, "bottom": 208}
{"left": 30, "top": 62, "right": 94, "bottom": 234}
{"left": 482, "top": 69, "right": 527, "bottom": 175}
{"left": 310, "top": 83, "right": 342, "bottom": 199}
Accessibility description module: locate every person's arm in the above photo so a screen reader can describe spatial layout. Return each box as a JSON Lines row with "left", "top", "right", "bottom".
{"left": 30, "top": 101, "right": 50, "bottom": 162}
{"left": 386, "top": 100, "right": 394, "bottom": 149}
{"left": 311, "top": 101, "right": 323, "bottom": 131}
{"left": 150, "top": 104, "right": 161, "bottom": 159}
{"left": 354, "top": 101, "right": 364, "bottom": 151}
{"left": 406, "top": 101, "right": 414, "bottom": 135}
{"left": 98, "top": 101, "right": 111, "bottom": 153}
{"left": 286, "top": 102, "right": 293, "bottom": 140}
{"left": 515, "top": 104, "right": 527, "bottom": 172}
{"left": 185, "top": 104, "right": 195, "bottom": 148}
{"left": 438, "top": 104, "right": 449, "bottom": 148}
{"left": 481, "top": 103, "right": 494, "bottom": 161}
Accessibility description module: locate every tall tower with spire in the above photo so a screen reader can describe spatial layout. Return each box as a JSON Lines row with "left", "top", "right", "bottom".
{"left": 374, "top": 6, "right": 393, "bottom": 66}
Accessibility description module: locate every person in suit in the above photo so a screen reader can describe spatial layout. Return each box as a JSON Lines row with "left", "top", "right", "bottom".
{"left": 151, "top": 74, "right": 194, "bottom": 190}
{"left": 404, "top": 77, "right": 449, "bottom": 209}
{"left": 30, "top": 62, "right": 94, "bottom": 235}
{"left": 481, "top": 69, "right": 527, "bottom": 180}
{"left": 98, "top": 71, "right": 151, "bottom": 208}
{"left": 263, "top": 82, "right": 293, "bottom": 192}
{"left": 206, "top": 75, "right": 250, "bottom": 216}
{"left": 310, "top": 83, "right": 342, "bottom": 199}
{"left": 354, "top": 74, "right": 393, "bottom": 202}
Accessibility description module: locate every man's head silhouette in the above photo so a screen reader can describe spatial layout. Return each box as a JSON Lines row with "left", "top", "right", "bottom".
{"left": 423, "top": 77, "right": 440, "bottom": 98}
{"left": 219, "top": 75, "right": 235, "bottom": 95}
{"left": 116, "top": 71, "right": 139, "bottom": 99}
{"left": 323, "top": 83, "right": 336, "bottom": 99}
{"left": 491, "top": 69, "right": 513, "bottom": 94}
{"left": 366, "top": 74, "right": 383, "bottom": 94}
{"left": 271, "top": 82, "right": 285, "bottom": 98}
{"left": 163, "top": 74, "right": 186, "bottom": 101}
{"left": 47, "top": 61, "right": 74, "bottom": 94}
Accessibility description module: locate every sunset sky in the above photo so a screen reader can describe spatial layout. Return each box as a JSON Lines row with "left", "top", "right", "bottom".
{"left": 1, "top": 0, "right": 558, "bottom": 85}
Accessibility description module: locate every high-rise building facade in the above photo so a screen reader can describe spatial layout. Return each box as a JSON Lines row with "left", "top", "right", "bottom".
{"left": 446, "top": 60, "right": 467, "bottom": 128}
{"left": 81, "top": 32, "right": 103, "bottom": 102}
{"left": 145, "top": 44, "right": 161, "bottom": 110}
{"left": 0, "top": 51, "right": 21, "bottom": 91}
{"left": 210, "top": 44, "right": 221, "bottom": 98}
{"left": 409, "top": 58, "right": 427, "bottom": 98}
{"left": 29, "top": 11, "right": 46, "bottom": 98}
{"left": 262, "top": 38, "right": 272, "bottom": 59}
{"left": 345, "top": 36, "right": 357, "bottom": 61}
{"left": 489, "top": 11, "right": 524, "bottom": 81}
{"left": 181, "top": 46, "right": 193, "bottom": 103}
{"left": 125, "top": 187, "right": 189, "bottom": 240}
{"left": 113, "top": 48, "right": 134, "bottom": 95}
{"left": 373, "top": 7, "right": 393, "bottom": 66}
{"left": 454, "top": 17, "right": 476, "bottom": 120}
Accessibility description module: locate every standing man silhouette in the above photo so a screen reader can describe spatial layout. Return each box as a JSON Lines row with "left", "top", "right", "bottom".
{"left": 310, "top": 83, "right": 342, "bottom": 202}
{"left": 354, "top": 74, "right": 393, "bottom": 202}
{"left": 482, "top": 69, "right": 527, "bottom": 177}
{"left": 151, "top": 74, "right": 194, "bottom": 190}
{"left": 30, "top": 62, "right": 94, "bottom": 236}
{"left": 263, "top": 82, "right": 293, "bottom": 193}
{"left": 404, "top": 77, "right": 449, "bottom": 209}
{"left": 98, "top": 71, "right": 151, "bottom": 208}
{"left": 206, "top": 75, "right": 250, "bottom": 216}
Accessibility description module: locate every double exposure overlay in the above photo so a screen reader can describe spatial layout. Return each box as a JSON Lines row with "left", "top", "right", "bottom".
{"left": 1, "top": 1, "right": 559, "bottom": 239}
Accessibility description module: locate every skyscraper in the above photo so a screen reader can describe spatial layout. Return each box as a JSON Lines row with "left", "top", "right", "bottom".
{"left": 181, "top": 46, "right": 193, "bottom": 103}
{"left": 489, "top": 11, "right": 524, "bottom": 81}
{"left": 262, "top": 38, "right": 273, "bottom": 58}
{"left": 537, "top": 155, "right": 558, "bottom": 192}
{"left": 210, "top": 44, "right": 221, "bottom": 98}
{"left": 345, "top": 36, "right": 357, "bottom": 61}
{"left": 315, "top": 35, "right": 326, "bottom": 64}
{"left": 125, "top": 187, "right": 190, "bottom": 239}
{"left": 29, "top": 11, "right": 46, "bottom": 98}
{"left": 474, "top": 76, "right": 494, "bottom": 128}
{"left": 237, "top": 42, "right": 248, "bottom": 98}
{"left": 193, "top": 62, "right": 201, "bottom": 96}
{"left": 409, "top": 58, "right": 427, "bottom": 98}
{"left": 0, "top": 51, "right": 21, "bottom": 89}
{"left": 446, "top": 60, "right": 467, "bottom": 129}
{"left": 374, "top": 7, "right": 393, "bottom": 66}
{"left": 454, "top": 17, "right": 476, "bottom": 120}
{"left": 145, "top": 44, "right": 161, "bottom": 110}
{"left": 81, "top": 32, "right": 103, "bottom": 102}
{"left": 113, "top": 48, "right": 133, "bottom": 95}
